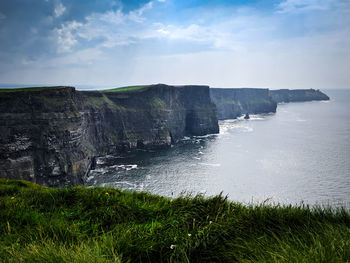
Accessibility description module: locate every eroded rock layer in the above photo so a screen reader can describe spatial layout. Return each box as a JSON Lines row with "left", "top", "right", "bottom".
{"left": 210, "top": 88, "right": 277, "bottom": 120}
{"left": 0, "top": 84, "right": 219, "bottom": 186}
{"left": 270, "top": 89, "right": 330, "bottom": 103}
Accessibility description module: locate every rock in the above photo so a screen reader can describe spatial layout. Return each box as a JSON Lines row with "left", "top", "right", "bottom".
{"left": 210, "top": 88, "right": 277, "bottom": 120}
{"left": 269, "top": 89, "right": 330, "bottom": 103}
{"left": 244, "top": 113, "right": 250, "bottom": 119}
{"left": 0, "top": 85, "right": 219, "bottom": 186}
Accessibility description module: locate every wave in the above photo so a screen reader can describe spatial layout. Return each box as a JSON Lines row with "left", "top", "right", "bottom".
{"left": 109, "top": 164, "right": 138, "bottom": 171}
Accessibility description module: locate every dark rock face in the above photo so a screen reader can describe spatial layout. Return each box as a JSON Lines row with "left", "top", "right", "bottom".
{"left": 270, "top": 89, "right": 330, "bottom": 103}
{"left": 0, "top": 85, "right": 218, "bottom": 186}
{"left": 210, "top": 88, "right": 277, "bottom": 120}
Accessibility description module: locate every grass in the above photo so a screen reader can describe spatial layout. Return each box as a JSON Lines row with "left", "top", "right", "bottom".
{"left": 0, "top": 86, "right": 67, "bottom": 93}
{"left": 0, "top": 179, "right": 349, "bottom": 262}
{"left": 102, "top": 86, "right": 148, "bottom": 93}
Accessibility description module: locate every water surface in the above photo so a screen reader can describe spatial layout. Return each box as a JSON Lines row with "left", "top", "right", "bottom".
{"left": 87, "top": 90, "right": 350, "bottom": 207}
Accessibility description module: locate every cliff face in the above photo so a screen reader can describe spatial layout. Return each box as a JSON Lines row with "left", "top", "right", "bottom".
{"left": 0, "top": 87, "right": 87, "bottom": 186}
{"left": 210, "top": 88, "right": 277, "bottom": 120}
{"left": 0, "top": 85, "right": 218, "bottom": 186}
{"left": 270, "top": 89, "right": 330, "bottom": 103}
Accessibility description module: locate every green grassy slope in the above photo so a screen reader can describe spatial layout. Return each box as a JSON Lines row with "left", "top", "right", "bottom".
{"left": 0, "top": 179, "right": 349, "bottom": 262}
{"left": 102, "top": 86, "right": 148, "bottom": 93}
{"left": 0, "top": 86, "right": 68, "bottom": 93}
{"left": 0, "top": 85, "right": 147, "bottom": 93}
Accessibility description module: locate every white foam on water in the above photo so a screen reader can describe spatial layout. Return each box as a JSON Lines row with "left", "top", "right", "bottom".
{"left": 86, "top": 175, "right": 94, "bottom": 182}
{"left": 110, "top": 164, "right": 138, "bottom": 171}
{"left": 194, "top": 134, "right": 217, "bottom": 139}
{"left": 249, "top": 115, "right": 265, "bottom": 121}
{"left": 92, "top": 168, "right": 108, "bottom": 174}
{"left": 219, "top": 119, "right": 255, "bottom": 134}
{"left": 199, "top": 163, "right": 221, "bottom": 167}
{"left": 113, "top": 181, "right": 136, "bottom": 187}
{"left": 96, "top": 159, "right": 105, "bottom": 165}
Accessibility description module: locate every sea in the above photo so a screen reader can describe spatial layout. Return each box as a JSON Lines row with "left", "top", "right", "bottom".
{"left": 64, "top": 89, "right": 350, "bottom": 207}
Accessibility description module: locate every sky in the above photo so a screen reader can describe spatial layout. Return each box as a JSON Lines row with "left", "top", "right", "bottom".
{"left": 0, "top": 0, "right": 349, "bottom": 89}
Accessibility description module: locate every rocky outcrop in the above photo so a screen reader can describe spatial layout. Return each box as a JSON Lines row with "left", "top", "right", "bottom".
{"left": 270, "top": 89, "right": 330, "bottom": 103}
{"left": 210, "top": 88, "right": 277, "bottom": 120}
{"left": 0, "top": 84, "right": 218, "bottom": 186}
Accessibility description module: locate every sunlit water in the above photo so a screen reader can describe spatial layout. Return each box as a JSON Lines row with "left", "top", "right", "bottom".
{"left": 87, "top": 90, "right": 350, "bottom": 207}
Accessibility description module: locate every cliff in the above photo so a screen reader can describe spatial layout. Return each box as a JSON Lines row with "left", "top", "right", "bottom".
{"left": 210, "top": 88, "right": 277, "bottom": 120}
{"left": 0, "top": 84, "right": 218, "bottom": 186}
{"left": 270, "top": 89, "right": 330, "bottom": 103}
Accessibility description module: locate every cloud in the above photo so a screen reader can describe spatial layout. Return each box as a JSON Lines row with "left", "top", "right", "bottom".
{"left": 156, "top": 24, "right": 209, "bottom": 42}
{"left": 54, "top": 2, "right": 66, "bottom": 18}
{"left": 276, "top": 0, "right": 334, "bottom": 13}
{"left": 53, "top": 1, "right": 160, "bottom": 52}
{"left": 52, "top": 1, "right": 275, "bottom": 55}
{"left": 55, "top": 21, "right": 83, "bottom": 53}
{"left": 0, "top": 0, "right": 349, "bottom": 89}
{"left": 129, "top": 1, "right": 153, "bottom": 22}
{"left": 154, "top": 12, "right": 276, "bottom": 52}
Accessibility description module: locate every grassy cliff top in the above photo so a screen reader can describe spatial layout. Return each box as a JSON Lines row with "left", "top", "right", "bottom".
{"left": 0, "top": 86, "right": 72, "bottom": 93}
{"left": 0, "top": 179, "right": 349, "bottom": 262}
{"left": 102, "top": 85, "right": 148, "bottom": 93}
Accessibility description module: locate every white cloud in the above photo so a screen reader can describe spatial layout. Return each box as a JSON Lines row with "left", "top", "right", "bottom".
{"left": 19, "top": 0, "right": 348, "bottom": 89}
{"left": 129, "top": 1, "right": 153, "bottom": 22}
{"left": 53, "top": 1, "right": 159, "bottom": 51}
{"left": 54, "top": 2, "right": 66, "bottom": 18}
{"left": 55, "top": 21, "right": 83, "bottom": 53}
{"left": 276, "top": 0, "right": 334, "bottom": 13}
{"left": 154, "top": 13, "right": 275, "bottom": 51}
{"left": 156, "top": 24, "right": 209, "bottom": 42}
{"left": 53, "top": 1, "right": 263, "bottom": 54}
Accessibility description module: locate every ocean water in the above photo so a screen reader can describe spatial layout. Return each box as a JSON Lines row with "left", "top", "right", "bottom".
{"left": 87, "top": 89, "right": 350, "bottom": 207}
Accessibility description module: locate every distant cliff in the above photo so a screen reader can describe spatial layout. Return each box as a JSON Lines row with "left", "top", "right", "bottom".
{"left": 0, "top": 84, "right": 218, "bottom": 186}
{"left": 270, "top": 89, "right": 330, "bottom": 103}
{"left": 210, "top": 88, "right": 277, "bottom": 120}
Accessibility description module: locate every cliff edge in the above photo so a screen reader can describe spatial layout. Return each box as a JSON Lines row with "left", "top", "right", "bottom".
{"left": 210, "top": 88, "right": 277, "bottom": 120}
{"left": 0, "top": 85, "right": 218, "bottom": 186}
{"left": 270, "top": 89, "right": 330, "bottom": 103}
